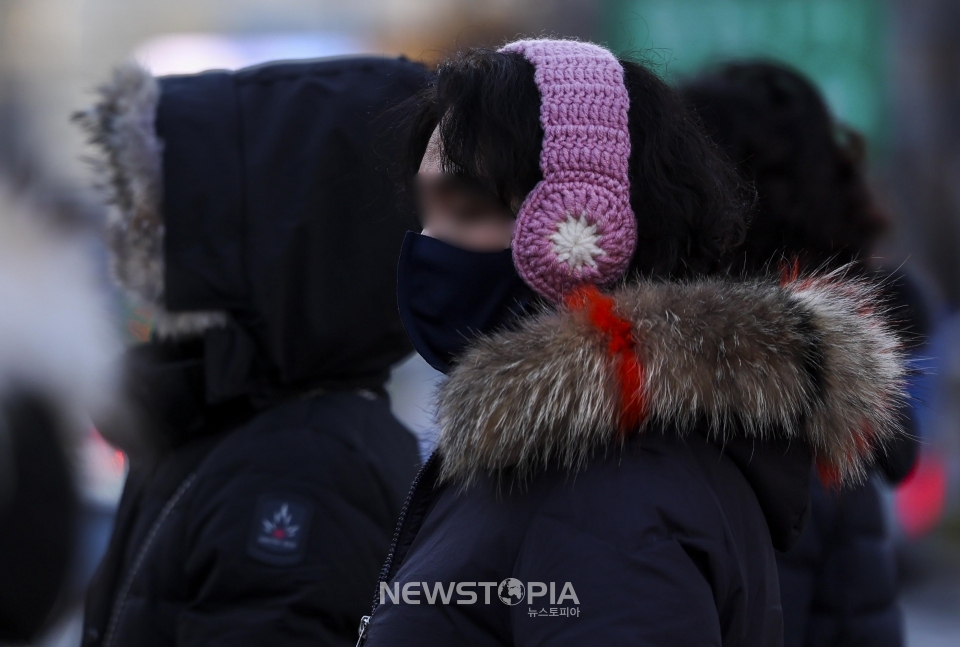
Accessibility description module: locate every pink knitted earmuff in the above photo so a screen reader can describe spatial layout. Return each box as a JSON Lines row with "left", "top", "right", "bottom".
{"left": 500, "top": 39, "right": 637, "bottom": 302}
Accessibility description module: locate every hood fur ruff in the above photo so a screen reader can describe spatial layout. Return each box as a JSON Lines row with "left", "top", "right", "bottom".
{"left": 437, "top": 271, "right": 908, "bottom": 486}
{"left": 74, "top": 64, "right": 226, "bottom": 339}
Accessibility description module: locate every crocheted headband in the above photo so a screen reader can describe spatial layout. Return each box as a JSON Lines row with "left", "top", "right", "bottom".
{"left": 500, "top": 39, "right": 637, "bottom": 302}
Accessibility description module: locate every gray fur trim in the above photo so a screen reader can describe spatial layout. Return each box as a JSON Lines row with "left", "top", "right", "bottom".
{"left": 74, "top": 63, "right": 226, "bottom": 338}
{"left": 437, "top": 270, "right": 908, "bottom": 485}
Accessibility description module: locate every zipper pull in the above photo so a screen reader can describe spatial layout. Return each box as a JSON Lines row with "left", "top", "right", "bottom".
{"left": 355, "top": 615, "right": 371, "bottom": 646}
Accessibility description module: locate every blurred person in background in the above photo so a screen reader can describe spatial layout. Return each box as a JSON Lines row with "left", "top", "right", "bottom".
{"left": 75, "top": 56, "right": 428, "bottom": 647}
{"left": 682, "top": 60, "right": 928, "bottom": 647}
{"left": 0, "top": 181, "right": 119, "bottom": 642}
{"left": 358, "top": 39, "right": 909, "bottom": 646}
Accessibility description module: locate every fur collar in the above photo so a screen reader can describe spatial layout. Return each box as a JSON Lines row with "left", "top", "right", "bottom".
{"left": 437, "top": 272, "right": 907, "bottom": 485}
{"left": 74, "top": 64, "right": 226, "bottom": 339}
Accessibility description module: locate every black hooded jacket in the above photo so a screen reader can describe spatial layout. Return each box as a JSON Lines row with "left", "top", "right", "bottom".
{"left": 77, "top": 56, "right": 429, "bottom": 647}
{"left": 359, "top": 277, "right": 908, "bottom": 647}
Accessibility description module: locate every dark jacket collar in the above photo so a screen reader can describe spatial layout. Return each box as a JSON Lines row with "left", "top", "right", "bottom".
{"left": 713, "top": 430, "right": 812, "bottom": 550}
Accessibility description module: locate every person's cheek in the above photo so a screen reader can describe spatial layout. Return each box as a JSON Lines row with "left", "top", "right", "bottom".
{"left": 471, "top": 219, "right": 515, "bottom": 251}
{"left": 419, "top": 207, "right": 451, "bottom": 237}
{"left": 421, "top": 211, "right": 462, "bottom": 243}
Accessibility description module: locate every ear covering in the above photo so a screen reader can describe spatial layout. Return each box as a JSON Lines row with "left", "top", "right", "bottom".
{"left": 500, "top": 39, "right": 636, "bottom": 302}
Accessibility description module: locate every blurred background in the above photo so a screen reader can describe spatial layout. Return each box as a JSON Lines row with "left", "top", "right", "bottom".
{"left": 1, "top": 0, "right": 959, "bottom": 645}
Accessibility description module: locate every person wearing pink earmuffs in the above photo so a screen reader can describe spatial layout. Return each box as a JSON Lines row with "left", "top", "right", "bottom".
{"left": 359, "top": 39, "right": 910, "bottom": 646}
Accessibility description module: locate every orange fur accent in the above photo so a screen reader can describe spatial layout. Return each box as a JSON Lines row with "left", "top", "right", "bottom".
{"left": 566, "top": 285, "right": 647, "bottom": 434}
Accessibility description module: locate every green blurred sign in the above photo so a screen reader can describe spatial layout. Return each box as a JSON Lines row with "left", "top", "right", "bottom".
{"left": 603, "top": 0, "right": 889, "bottom": 152}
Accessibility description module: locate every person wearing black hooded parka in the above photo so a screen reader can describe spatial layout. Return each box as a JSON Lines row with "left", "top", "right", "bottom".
{"left": 76, "top": 56, "right": 429, "bottom": 647}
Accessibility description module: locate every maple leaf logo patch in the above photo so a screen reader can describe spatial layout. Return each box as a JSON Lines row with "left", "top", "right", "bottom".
{"left": 262, "top": 504, "right": 300, "bottom": 540}
{"left": 247, "top": 495, "right": 313, "bottom": 566}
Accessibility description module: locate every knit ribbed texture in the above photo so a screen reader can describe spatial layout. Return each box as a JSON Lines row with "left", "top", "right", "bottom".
{"left": 500, "top": 39, "right": 636, "bottom": 302}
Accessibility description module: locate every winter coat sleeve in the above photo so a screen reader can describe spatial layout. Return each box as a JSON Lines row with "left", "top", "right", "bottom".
{"left": 511, "top": 511, "right": 724, "bottom": 646}
{"left": 175, "top": 430, "right": 402, "bottom": 647}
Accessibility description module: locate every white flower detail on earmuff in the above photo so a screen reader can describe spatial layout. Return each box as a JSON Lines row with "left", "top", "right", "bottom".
{"left": 550, "top": 211, "right": 605, "bottom": 270}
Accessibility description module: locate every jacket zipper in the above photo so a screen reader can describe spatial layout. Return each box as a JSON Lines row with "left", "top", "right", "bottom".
{"left": 357, "top": 451, "right": 438, "bottom": 646}
{"left": 101, "top": 473, "right": 198, "bottom": 647}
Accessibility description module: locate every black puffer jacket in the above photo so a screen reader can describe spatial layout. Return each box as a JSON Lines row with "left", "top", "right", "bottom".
{"left": 360, "top": 278, "right": 908, "bottom": 647}
{"left": 77, "top": 57, "right": 429, "bottom": 646}
{"left": 776, "top": 405, "right": 919, "bottom": 647}
{"left": 777, "top": 476, "right": 901, "bottom": 647}
{"left": 82, "top": 343, "right": 419, "bottom": 647}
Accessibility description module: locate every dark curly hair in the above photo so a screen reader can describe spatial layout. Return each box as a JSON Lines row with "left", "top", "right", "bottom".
{"left": 680, "top": 61, "right": 888, "bottom": 276}
{"left": 401, "top": 47, "right": 750, "bottom": 280}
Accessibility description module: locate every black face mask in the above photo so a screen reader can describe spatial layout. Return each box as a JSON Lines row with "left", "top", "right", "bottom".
{"left": 397, "top": 231, "right": 537, "bottom": 374}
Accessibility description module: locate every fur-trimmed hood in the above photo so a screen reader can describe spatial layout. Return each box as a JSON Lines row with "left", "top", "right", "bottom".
{"left": 437, "top": 271, "right": 907, "bottom": 486}
{"left": 74, "top": 64, "right": 226, "bottom": 338}
{"left": 75, "top": 57, "right": 431, "bottom": 402}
